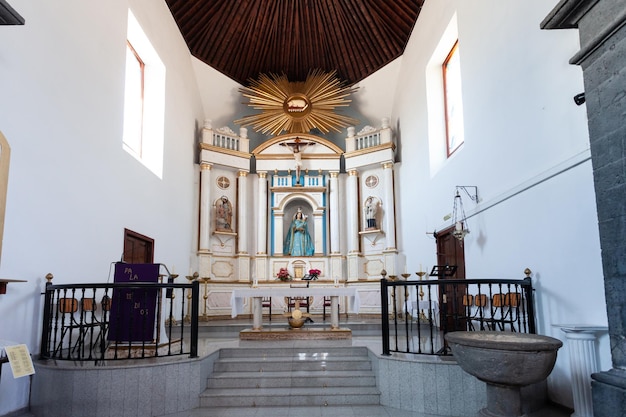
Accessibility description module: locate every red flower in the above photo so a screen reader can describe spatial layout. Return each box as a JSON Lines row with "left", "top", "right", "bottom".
{"left": 276, "top": 268, "right": 292, "bottom": 281}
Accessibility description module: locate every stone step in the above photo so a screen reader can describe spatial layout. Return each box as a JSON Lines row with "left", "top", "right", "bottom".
{"left": 199, "top": 386, "right": 381, "bottom": 407}
{"left": 213, "top": 358, "right": 372, "bottom": 372}
{"left": 199, "top": 346, "right": 380, "bottom": 409}
{"left": 196, "top": 320, "right": 382, "bottom": 338}
{"left": 218, "top": 345, "right": 369, "bottom": 358}
{"left": 207, "top": 370, "right": 377, "bottom": 389}
{"left": 198, "top": 346, "right": 380, "bottom": 409}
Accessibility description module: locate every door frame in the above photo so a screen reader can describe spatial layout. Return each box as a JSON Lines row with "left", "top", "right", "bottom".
{"left": 434, "top": 225, "right": 466, "bottom": 332}
{"left": 123, "top": 228, "right": 154, "bottom": 264}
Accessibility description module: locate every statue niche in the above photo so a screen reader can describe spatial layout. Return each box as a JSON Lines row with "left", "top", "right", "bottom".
{"left": 283, "top": 207, "right": 314, "bottom": 256}
{"left": 215, "top": 196, "right": 233, "bottom": 232}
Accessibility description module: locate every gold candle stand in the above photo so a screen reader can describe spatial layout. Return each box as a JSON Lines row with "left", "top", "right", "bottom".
{"left": 416, "top": 271, "right": 427, "bottom": 321}
{"left": 184, "top": 272, "right": 199, "bottom": 323}
{"left": 200, "top": 276, "right": 211, "bottom": 321}
{"left": 388, "top": 275, "right": 399, "bottom": 318}
{"left": 401, "top": 273, "right": 410, "bottom": 319}
{"left": 164, "top": 274, "right": 178, "bottom": 326}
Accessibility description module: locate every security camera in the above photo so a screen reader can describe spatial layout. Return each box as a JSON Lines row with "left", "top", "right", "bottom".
{"left": 574, "top": 93, "right": 585, "bottom": 106}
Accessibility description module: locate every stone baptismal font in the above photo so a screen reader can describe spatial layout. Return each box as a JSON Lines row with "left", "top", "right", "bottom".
{"left": 445, "top": 331, "right": 563, "bottom": 417}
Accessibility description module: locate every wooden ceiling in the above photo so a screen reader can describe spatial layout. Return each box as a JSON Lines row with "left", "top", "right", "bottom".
{"left": 165, "top": 0, "right": 424, "bottom": 86}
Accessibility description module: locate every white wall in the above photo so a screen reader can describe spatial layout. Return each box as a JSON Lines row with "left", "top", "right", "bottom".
{"left": 192, "top": 57, "right": 248, "bottom": 133}
{"left": 0, "top": 0, "right": 204, "bottom": 414}
{"left": 392, "top": 0, "right": 608, "bottom": 408}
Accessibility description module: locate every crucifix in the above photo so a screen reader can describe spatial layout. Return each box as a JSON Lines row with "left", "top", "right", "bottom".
{"left": 280, "top": 137, "right": 315, "bottom": 185}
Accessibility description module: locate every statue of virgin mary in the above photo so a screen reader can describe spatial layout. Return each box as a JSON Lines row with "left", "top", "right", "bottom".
{"left": 283, "top": 208, "right": 315, "bottom": 256}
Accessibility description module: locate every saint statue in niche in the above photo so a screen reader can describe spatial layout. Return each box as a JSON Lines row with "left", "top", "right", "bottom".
{"left": 364, "top": 196, "right": 379, "bottom": 230}
{"left": 215, "top": 196, "right": 232, "bottom": 231}
{"left": 283, "top": 207, "right": 314, "bottom": 256}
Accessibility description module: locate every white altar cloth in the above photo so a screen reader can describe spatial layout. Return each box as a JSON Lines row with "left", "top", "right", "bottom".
{"left": 231, "top": 287, "right": 359, "bottom": 318}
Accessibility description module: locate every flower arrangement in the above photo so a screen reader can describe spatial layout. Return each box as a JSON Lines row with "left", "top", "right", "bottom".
{"left": 308, "top": 269, "right": 321, "bottom": 279}
{"left": 276, "top": 268, "right": 292, "bottom": 281}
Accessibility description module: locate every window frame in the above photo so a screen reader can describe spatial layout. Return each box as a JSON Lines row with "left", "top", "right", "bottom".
{"left": 122, "top": 9, "right": 166, "bottom": 178}
{"left": 122, "top": 40, "right": 146, "bottom": 158}
{"left": 442, "top": 40, "right": 464, "bottom": 157}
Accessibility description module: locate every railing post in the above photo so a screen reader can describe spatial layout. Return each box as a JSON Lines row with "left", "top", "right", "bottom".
{"left": 523, "top": 276, "right": 536, "bottom": 334}
{"left": 380, "top": 278, "right": 390, "bottom": 356}
{"left": 189, "top": 280, "right": 200, "bottom": 358}
{"left": 40, "top": 280, "right": 54, "bottom": 358}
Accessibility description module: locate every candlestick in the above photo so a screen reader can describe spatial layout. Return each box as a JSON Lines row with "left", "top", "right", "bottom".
{"left": 416, "top": 271, "right": 427, "bottom": 320}
{"left": 200, "top": 275, "right": 211, "bottom": 321}
{"left": 184, "top": 272, "right": 198, "bottom": 323}
{"left": 165, "top": 273, "right": 178, "bottom": 326}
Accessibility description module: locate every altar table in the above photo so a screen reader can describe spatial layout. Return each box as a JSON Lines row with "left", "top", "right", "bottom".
{"left": 231, "top": 287, "right": 359, "bottom": 330}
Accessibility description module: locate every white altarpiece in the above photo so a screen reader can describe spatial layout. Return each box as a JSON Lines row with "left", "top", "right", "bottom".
{"left": 195, "top": 119, "right": 399, "bottom": 317}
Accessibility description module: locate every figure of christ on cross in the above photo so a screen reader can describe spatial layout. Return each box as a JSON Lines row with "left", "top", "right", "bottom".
{"left": 280, "top": 137, "right": 315, "bottom": 185}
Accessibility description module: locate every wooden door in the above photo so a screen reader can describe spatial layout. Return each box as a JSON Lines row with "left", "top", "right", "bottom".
{"left": 435, "top": 226, "right": 466, "bottom": 331}
{"left": 123, "top": 229, "right": 154, "bottom": 263}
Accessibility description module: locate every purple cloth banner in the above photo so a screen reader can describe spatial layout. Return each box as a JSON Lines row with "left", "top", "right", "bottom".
{"left": 108, "top": 263, "right": 160, "bottom": 343}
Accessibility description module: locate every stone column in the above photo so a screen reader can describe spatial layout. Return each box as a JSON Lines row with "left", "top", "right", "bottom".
{"left": 198, "top": 163, "right": 212, "bottom": 252}
{"left": 252, "top": 297, "right": 262, "bottom": 330}
{"left": 331, "top": 296, "right": 340, "bottom": 329}
{"left": 542, "top": 2, "right": 626, "bottom": 415}
{"left": 558, "top": 326, "right": 608, "bottom": 417}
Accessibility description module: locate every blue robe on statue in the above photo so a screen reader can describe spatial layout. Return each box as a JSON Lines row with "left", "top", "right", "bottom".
{"left": 284, "top": 217, "right": 315, "bottom": 256}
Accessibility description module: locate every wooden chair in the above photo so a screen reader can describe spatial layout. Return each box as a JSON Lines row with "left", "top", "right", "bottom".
{"left": 261, "top": 297, "right": 272, "bottom": 322}
{"left": 59, "top": 297, "right": 78, "bottom": 314}
{"left": 465, "top": 294, "right": 489, "bottom": 330}
{"left": 492, "top": 293, "right": 505, "bottom": 307}
{"left": 54, "top": 298, "right": 79, "bottom": 356}
{"left": 474, "top": 294, "right": 487, "bottom": 307}
{"left": 505, "top": 292, "right": 521, "bottom": 307}
{"left": 286, "top": 296, "right": 311, "bottom": 313}
{"left": 490, "top": 292, "right": 522, "bottom": 331}
{"left": 76, "top": 297, "right": 106, "bottom": 355}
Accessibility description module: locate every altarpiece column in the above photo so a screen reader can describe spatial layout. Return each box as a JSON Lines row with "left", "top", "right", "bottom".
{"left": 382, "top": 161, "right": 397, "bottom": 274}
{"left": 347, "top": 169, "right": 360, "bottom": 281}
{"left": 237, "top": 170, "right": 250, "bottom": 282}
{"left": 255, "top": 172, "right": 268, "bottom": 283}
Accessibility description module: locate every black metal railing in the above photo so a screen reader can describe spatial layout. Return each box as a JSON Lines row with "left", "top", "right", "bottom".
{"left": 41, "top": 280, "right": 199, "bottom": 362}
{"left": 381, "top": 276, "right": 535, "bottom": 356}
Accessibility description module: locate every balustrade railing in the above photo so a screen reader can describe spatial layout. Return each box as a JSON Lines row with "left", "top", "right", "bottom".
{"left": 355, "top": 131, "right": 381, "bottom": 150}
{"left": 40, "top": 280, "right": 199, "bottom": 362}
{"left": 213, "top": 131, "right": 239, "bottom": 151}
{"left": 380, "top": 276, "right": 535, "bottom": 356}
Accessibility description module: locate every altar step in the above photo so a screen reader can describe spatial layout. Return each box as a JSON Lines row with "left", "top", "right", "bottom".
{"left": 197, "top": 316, "right": 382, "bottom": 338}
{"left": 199, "top": 346, "right": 380, "bottom": 408}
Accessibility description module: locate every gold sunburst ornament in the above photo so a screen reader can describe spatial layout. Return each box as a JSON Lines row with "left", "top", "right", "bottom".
{"left": 235, "top": 69, "right": 359, "bottom": 136}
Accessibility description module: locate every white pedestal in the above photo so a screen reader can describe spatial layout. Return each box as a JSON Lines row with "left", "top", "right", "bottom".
{"left": 555, "top": 324, "right": 608, "bottom": 417}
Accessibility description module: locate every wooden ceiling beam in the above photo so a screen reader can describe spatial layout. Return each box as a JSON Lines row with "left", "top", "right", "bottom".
{"left": 167, "top": 0, "right": 422, "bottom": 86}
